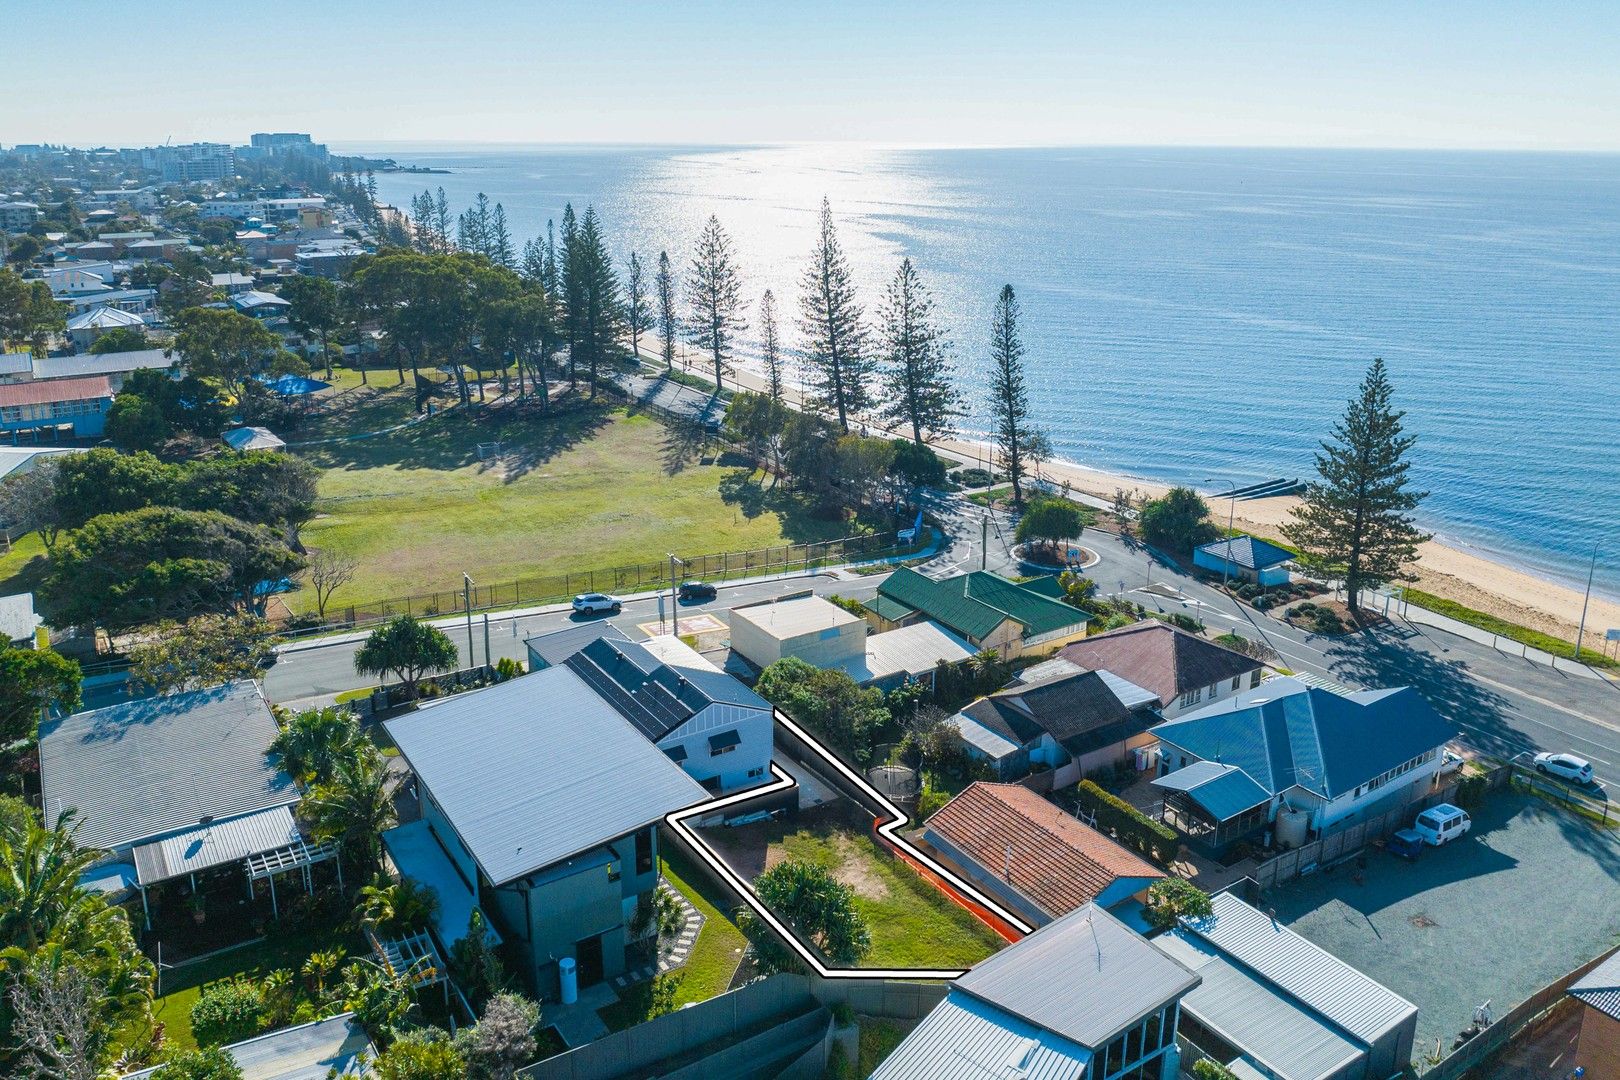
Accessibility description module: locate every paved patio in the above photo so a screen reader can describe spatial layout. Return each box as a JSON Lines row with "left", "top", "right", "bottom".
{"left": 1264, "top": 791, "right": 1620, "bottom": 1071}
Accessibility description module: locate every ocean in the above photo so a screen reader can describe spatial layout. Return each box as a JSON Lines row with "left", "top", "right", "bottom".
{"left": 350, "top": 144, "right": 1620, "bottom": 599}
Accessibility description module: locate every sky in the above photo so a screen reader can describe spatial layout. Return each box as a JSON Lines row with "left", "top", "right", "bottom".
{"left": 8, "top": 0, "right": 1620, "bottom": 151}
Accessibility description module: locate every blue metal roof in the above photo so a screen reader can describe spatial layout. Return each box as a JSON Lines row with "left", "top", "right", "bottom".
{"left": 1150, "top": 679, "right": 1456, "bottom": 800}
{"left": 1196, "top": 535, "right": 1295, "bottom": 570}
{"left": 1153, "top": 763, "right": 1271, "bottom": 821}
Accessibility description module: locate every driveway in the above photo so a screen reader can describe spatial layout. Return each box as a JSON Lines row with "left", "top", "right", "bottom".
{"left": 1263, "top": 791, "right": 1620, "bottom": 1070}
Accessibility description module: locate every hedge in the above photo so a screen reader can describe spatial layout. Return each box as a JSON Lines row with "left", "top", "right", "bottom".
{"left": 1076, "top": 780, "right": 1179, "bottom": 865}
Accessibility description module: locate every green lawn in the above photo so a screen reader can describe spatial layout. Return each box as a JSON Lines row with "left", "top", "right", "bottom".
{"left": 858, "top": 1019, "right": 909, "bottom": 1076}
{"left": 149, "top": 924, "right": 363, "bottom": 1054}
{"left": 1406, "top": 588, "right": 1617, "bottom": 670}
{"left": 597, "top": 845, "right": 749, "bottom": 1032}
{"left": 0, "top": 531, "right": 48, "bottom": 607}
{"left": 291, "top": 400, "right": 873, "bottom": 612}
{"left": 771, "top": 821, "right": 1004, "bottom": 969}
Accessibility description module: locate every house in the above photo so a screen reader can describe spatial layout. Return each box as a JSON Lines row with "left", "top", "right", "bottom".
{"left": 525, "top": 621, "right": 632, "bottom": 671}
{"left": 234, "top": 289, "right": 293, "bottom": 318}
{"left": 223, "top": 426, "right": 287, "bottom": 452}
{"left": 123, "top": 1013, "right": 372, "bottom": 1080}
{"left": 0, "top": 201, "right": 41, "bottom": 231}
{"left": 44, "top": 265, "right": 117, "bottom": 297}
{"left": 124, "top": 237, "right": 188, "bottom": 261}
{"left": 0, "top": 351, "right": 33, "bottom": 384}
{"left": 873, "top": 902, "right": 1199, "bottom": 1080}
{"left": 1567, "top": 948, "right": 1620, "bottom": 1073}
{"left": 294, "top": 248, "right": 364, "bottom": 279}
{"left": 0, "top": 375, "right": 114, "bottom": 441}
{"left": 1060, "top": 620, "right": 1264, "bottom": 719}
{"left": 866, "top": 567, "right": 1091, "bottom": 658}
{"left": 1194, "top": 534, "right": 1295, "bottom": 586}
{"left": 729, "top": 592, "right": 974, "bottom": 689}
{"left": 383, "top": 671, "right": 708, "bottom": 999}
{"left": 564, "top": 633, "right": 775, "bottom": 793}
{"left": 947, "top": 666, "right": 1160, "bottom": 785}
{"left": 1150, "top": 678, "right": 1457, "bottom": 854}
{"left": 922, "top": 782, "right": 1163, "bottom": 928}
{"left": 0, "top": 592, "right": 43, "bottom": 645}
{"left": 0, "top": 445, "right": 79, "bottom": 481}
{"left": 64, "top": 306, "right": 145, "bottom": 351}
{"left": 63, "top": 288, "right": 157, "bottom": 319}
{"left": 38, "top": 682, "right": 307, "bottom": 929}
{"left": 1153, "top": 891, "right": 1418, "bottom": 1080}
{"left": 34, "top": 349, "right": 174, "bottom": 391}
{"left": 212, "top": 271, "right": 256, "bottom": 294}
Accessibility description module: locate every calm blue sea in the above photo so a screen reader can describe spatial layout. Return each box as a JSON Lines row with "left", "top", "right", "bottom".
{"left": 350, "top": 144, "right": 1620, "bottom": 599}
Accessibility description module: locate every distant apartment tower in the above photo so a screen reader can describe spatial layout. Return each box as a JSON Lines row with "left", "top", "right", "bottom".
{"left": 0, "top": 202, "right": 41, "bottom": 232}
{"left": 152, "top": 143, "right": 235, "bottom": 183}
{"left": 249, "top": 132, "right": 329, "bottom": 161}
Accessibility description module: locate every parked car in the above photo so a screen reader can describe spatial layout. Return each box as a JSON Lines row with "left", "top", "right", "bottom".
{"left": 678, "top": 581, "right": 717, "bottom": 602}
{"left": 1411, "top": 803, "right": 1471, "bottom": 846}
{"left": 1387, "top": 828, "right": 1426, "bottom": 860}
{"left": 1534, "top": 751, "right": 1594, "bottom": 785}
{"left": 571, "top": 592, "right": 622, "bottom": 616}
{"left": 1438, "top": 750, "right": 1465, "bottom": 775}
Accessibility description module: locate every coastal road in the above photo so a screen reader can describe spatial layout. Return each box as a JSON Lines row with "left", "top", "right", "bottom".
{"left": 265, "top": 491, "right": 1620, "bottom": 788}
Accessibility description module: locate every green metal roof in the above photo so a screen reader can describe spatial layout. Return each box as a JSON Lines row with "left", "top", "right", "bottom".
{"left": 863, "top": 593, "right": 918, "bottom": 623}
{"left": 876, "top": 567, "right": 1091, "bottom": 642}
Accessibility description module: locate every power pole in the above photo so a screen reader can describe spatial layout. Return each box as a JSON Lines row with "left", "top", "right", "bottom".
{"left": 981, "top": 516, "right": 989, "bottom": 571}
{"left": 1575, "top": 545, "right": 1598, "bottom": 661}
{"left": 482, "top": 613, "right": 491, "bottom": 671}
{"left": 462, "top": 574, "right": 475, "bottom": 667}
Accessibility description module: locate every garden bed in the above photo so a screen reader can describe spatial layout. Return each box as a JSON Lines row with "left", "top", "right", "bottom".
{"left": 1279, "top": 597, "right": 1386, "bottom": 636}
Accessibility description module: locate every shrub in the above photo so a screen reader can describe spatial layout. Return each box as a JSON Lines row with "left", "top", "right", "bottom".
{"left": 494, "top": 656, "right": 522, "bottom": 682}
{"left": 152, "top": 1048, "right": 245, "bottom": 1080}
{"left": 950, "top": 467, "right": 997, "bottom": 488}
{"left": 916, "top": 784, "right": 951, "bottom": 822}
{"left": 372, "top": 1029, "right": 466, "bottom": 1080}
{"left": 1075, "top": 781, "right": 1179, "bottom": 864}
{"left": 1192, "top": 1061, "right": 1239, "bottom": 1080}
{"left": 1455, "top": 772, "right": 1488, "bottom": 809}
{"left": 1143, "top": 877, "right": 1214, "bottom": 930}
{"left": 190, "top": 980, "right": 267, "bottom": 1047}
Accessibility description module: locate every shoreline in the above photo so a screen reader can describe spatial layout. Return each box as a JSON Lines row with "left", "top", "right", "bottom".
{"left": 679, "top": 351, "right": 1620, "bottom": 657}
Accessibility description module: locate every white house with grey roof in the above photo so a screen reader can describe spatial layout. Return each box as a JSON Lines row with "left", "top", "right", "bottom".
{"left": 383, "top": 669, "right": 708, "bottom": 999}
{"left": 37, "top": 681, "right": 329, "bottom": 928}
{"left": 874, "top": 902, "right": 1199, "bottom": 1080}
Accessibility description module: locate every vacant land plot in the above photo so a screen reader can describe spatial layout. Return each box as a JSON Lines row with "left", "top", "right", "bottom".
{"left": 702, "top": 803, "right": 1005, "bottom": 971}
{"left": 291, "top": 395, "right": 874, "bottom": 613}
{"left": 1267, "top": 791, "right": 1620, "bottom": 1069}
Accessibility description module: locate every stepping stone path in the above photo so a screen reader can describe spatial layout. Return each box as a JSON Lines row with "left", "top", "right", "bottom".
{"left": 609, "top": 875, "right": 704, "bottom": 991}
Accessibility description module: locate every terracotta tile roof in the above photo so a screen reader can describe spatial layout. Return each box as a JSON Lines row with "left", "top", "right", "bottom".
{"left": 924, "top": 782, "right": 1163, "bottom": 920}
{"left": 0, "top": 375, "right": 113, "bottom": 408}
{"left": 1059, "top": 621, "right": 1260, "bottom": 707}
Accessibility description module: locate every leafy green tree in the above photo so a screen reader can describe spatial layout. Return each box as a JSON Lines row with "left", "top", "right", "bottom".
{"left": 1136, "top": 487, "right": 1218, "bottom": 554}
{"left": 0, "top": 270, "right": 66, "bottom": 357}
{"left": 354, "top": 615, "right": 458, "bottom": 699}
{"left": 830, "top": 434, "right": 896, "bottom": 510}
{"left": 986, "top": 284, "right": 1042, "bottom": 505}
{"left": 889, "top": 439, "right": 947, "bottom": 488}
{"left": 879, "top": 258, "right": 957, "bottom": 445}
{"left": 103, "top": 393, "right": 172, "bottom": 451}
{"left": 86, "top": 326, "right": 149, "bottom": 354}
{"left": 51, "top": 449, "right": 178, "bottom": 530}
{"left": 1144, "top": 877, "right": 1213, "bottom": 931}
{"left": 798, "top": 199, "right": 871, "bottom": 432}
{"left": 755, "top": 657, "right": 888, "bottom": 764}
{"left": 454, "top": 991, "right": 539, "bottom": 1080}
{"left": 279, "top": 274, "right": 343, "bottom": 378}
{"left": 483, "top": 290, "right": 554, "bottom": 407}
{"left": 372, "top": 1030, "right": 465, "bottom": 1080}
{"left": 269, "top": 706, "right": 362, "bottom": 786}
{"left": 188, "top": 452, "right": 320, "bottom": 540}
{"left": 169, "top": 308, "right": 280, "bottom": 393}
{"left": 0, "top": 456, "right": 66, "bottom": 550}
{"left": 151, "top": 1048, "right": 244, "bottom": 1080}
{"left": 758, "top": 289, "right": 785, "bottom": 401}
{"left": 655, "top": 251, "right": 677, "bottom": 371}
{"left": 189, "top": 980, "right": 266, "bottom": 1047}
{"left": 684, "top": 215, "right": 746, "bottom": 391}
{"left": 126, "top": 613, "right": 277, "bottom": 696}
{"left": 449, "top": 911, "right": 508, "bottom": 1011}
{"left": 1282, "top": 357, "right": 1431, "bottom": 613}
{"left": 1015, "top": 496, "right": 1086, "bottom": 556}
{"left": 740, "top": 859, "right": 871, "bottom": 973}
{"left": 337, "top": 957, "right": 414, "bottom": 1032}
{"left": 42, "top": 507, "right": 305, "bottom": 631}
{"left": 724, "top": 392, "right": 790, "bottom": 474}
{"left": 304, "top": 744, "right": 396, "bottom": 874}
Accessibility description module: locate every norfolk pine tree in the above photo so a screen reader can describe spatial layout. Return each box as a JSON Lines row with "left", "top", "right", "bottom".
{"left": 655, "top": 251, "right": 678, "bottom": 371}
{"left": 625, "top": 252, "right": 650, "bottom": 363}
{"left": 987, "top": 284, "right": 1042, "bottom": 505}
{"left": 684, "top": 215, "right": 747, "bottom": 390}
{"left": 1283, "top": 357, "right": 1430, "bottom": 614}
{"left": 879, "top": 257, "right": 958, "bottom": 444}
{"left": 798, "top": 198, "right": 872, "bottom": 431}
{"left": 759, "top": 289, "right": 785, "bottom": 401}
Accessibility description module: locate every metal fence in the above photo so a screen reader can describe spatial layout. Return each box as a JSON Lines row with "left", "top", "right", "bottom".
{"left": 1251, "top": 765, "right": 1509, "bottom": 891}
{"left": 305, "top": 529, "right": 917, "bottom": 634}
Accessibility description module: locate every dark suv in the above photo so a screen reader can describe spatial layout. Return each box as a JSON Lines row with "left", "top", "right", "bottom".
{"left": 678, "top": 581, "right": 717, "bottom": 602}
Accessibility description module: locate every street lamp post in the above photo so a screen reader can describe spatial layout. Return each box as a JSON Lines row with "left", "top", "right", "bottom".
{"left": 462, "top": 574, "right": 476, "bottom": 667}
{"left": 1575, "top": 545, "right": 1599, "bottom": 662}
{"left": 1206, "top": 479, "right": 1240, "bottom": 589}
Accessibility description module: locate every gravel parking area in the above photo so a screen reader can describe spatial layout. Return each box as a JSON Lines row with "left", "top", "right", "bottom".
{"left": 1264, "top": 791, "right": 1620, "bottom": 1069}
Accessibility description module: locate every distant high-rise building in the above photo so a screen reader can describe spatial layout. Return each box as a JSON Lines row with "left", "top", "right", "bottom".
{"left": 152, "top": 143, "right": 235, "bottom": 183}
{"left": 248, "top": 132, "right": 329, "bottom": 161}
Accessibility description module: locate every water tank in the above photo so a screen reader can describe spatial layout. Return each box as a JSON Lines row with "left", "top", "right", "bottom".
{"left": 558, "top": 956, "right": 578, "bottom": 1005}
{"left": 1275, "top": 805, "right": 1310, "bottom": 849}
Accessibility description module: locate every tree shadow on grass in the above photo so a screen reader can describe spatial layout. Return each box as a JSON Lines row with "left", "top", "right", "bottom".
{"left": 659, "top": 417, "right": 707, "bottom": 477}
{"left": 717, "top": 471, "right": 879, "bottom": 544}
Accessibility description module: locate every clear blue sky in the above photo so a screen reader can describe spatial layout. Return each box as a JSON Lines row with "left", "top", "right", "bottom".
{"left": 10, "top": 0, "right": 1619, "bottom": 150}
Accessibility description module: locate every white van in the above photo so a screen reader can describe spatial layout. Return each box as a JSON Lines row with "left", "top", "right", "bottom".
{"left": 1411, "top": 803, "right": 1471, "bottom": 846}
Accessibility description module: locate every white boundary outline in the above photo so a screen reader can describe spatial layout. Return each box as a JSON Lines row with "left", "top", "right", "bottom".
{"left": 665, "top": 706, "right": 1036, "bottom": 980}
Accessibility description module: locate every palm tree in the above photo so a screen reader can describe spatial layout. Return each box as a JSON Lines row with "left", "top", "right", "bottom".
{"left": 269, "top": 707, "right": 362, "bottom": 786}
{"left": 358, "top": 875, "right": 438, "bottom": 938}
{"left": 0, "top": 810, "right": 99, "bottom": 953}
{"left": 303, "top": 745, "right": 396, "bottom": 875}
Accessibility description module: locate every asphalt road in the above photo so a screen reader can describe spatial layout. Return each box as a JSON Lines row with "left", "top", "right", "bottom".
{"left": 264, "top": 491, "right": 1620, "bottom": 790}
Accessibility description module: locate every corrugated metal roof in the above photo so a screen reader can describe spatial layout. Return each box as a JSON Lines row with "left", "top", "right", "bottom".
{"left": 0, "top": 591, "right": 42, "bottom": 643}
{"left": 1151, "top": 679, "right": 1456, "bottom": 800}
{"left": 0, "top": 374, "right": 113, "bottom": 407}
{"left": 39, "top": 681, "right": 296, "bottom": 851}
{"left": 834, "top": 621, "right": 976, "bottom": 684}
{"left": 1153, "top": 763, "right": 1272, "bottom": 821}
{"left": 955, "top": 903, "right": 1199, "bottom": 1050}
{"left": 1154, "top": 931, "right": 1365, "bottom": 1080}
{"left": 947, "top": 710, "right": 1022, "bottom": 760}
{"left": 65, "top": 306, "right": 144, "bottom": 330}
{"left": 384, "top": 669, "right": 707, "bottom": 885}
{"left": 123, "top": 1013, "right": 372, "bottom": 1080}
{"left": 1569, "top": 949, "right": 1620, "bottom": 1021}
{"left": 877, "top": 568, "right": 1091, "bottom": 642}
{"left": 133, "top": 805, "right": 301, "bottom": 886}
{"left": 870, "top": 991, "right": 1092, "bottom": 1080}
{"left": 1181, "top": 892, "right": 1416, "bottom": 1046}
{"left": 33, "top": 349, "right": 172, "bottom": 379}
{"left": 523, "top": 622, "right": 630, "bottom": 670}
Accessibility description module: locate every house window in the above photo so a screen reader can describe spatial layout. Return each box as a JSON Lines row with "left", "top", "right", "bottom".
{"left": 1250, "top": 670, "right": 1262, "bottom": 688}
{"left": 1231, "top": 676, "right": 1242, "bottom": 691}
{"left": 1179, "top": 687, "right": 1202, "bottom": 708}
{"left": 708, "top": 730, "right": 741, "bottom": 757}
{"left": 635, "top": 829, "right": 653, "bottom": 876}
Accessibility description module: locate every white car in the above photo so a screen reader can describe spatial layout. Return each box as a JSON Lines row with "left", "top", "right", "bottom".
{"left": 1411, "top": 803, "right": 1471, "bottom": 846}
{"left": 571, "top": 592, "right": 622, "bottom": 616}
{"left": 1534, "top": 752, "right": 1594, "bottom": 785}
